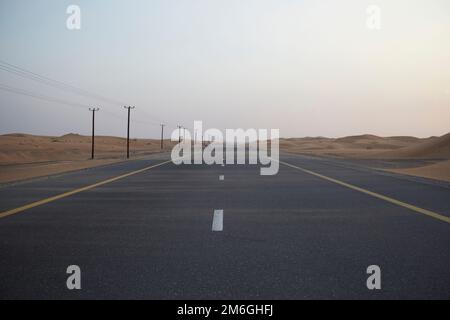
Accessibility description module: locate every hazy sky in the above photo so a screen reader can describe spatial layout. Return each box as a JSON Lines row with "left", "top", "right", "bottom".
{"left": 0, "top": 0, "right": 449, "bottom": 138}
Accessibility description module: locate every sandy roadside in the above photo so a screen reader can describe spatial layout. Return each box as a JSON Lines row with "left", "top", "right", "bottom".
{"left": 0, "top": 150, "right": 172, "bottom": 185}
{"left": 383, "top": 160, "right": 450, "bottom": 183}
{"left": 0, "top": 158, "right": 122, "bottom": 184}
{"left": 0, "top": 133, "right": 176, "bottom": 184}
{"left": 1, "top": 132, "right": 449, "bottom": 184}
{"left": 279, "top": 133, "right": 450, "bottom": 183}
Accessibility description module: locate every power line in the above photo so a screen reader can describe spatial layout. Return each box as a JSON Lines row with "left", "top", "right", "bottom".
{"left": 137, "top": 107, "right": 176, "bottom": 128}
{"left": 0, "top": 83, "right": 89, "bottom": 109}
{"left": 0, "top": 83, "right": 163, "bottom": 129}
{"left": 160, "top": 124, "right": 165, "bottom": 149}
{"left": 124, "top": 106, "right": 136, "bottom": 159}
{"left": 0, "top": 83, "right": 127, "bottom": 122}
{"left": 0, "top": 59, "right": 185, "bottom": 141}
{"left": 89, "top": 108, "right": 100, "bottom": 159}
{"left": 0, "top": 59, "right": 171, "bottom": 128}
{"left": 0, "top": 60, "right": 125, "bottom": 106}
{"left": 177, "top": 125, "right": 182, "bottom": 143}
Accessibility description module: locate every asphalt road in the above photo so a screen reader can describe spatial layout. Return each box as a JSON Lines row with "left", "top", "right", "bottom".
{"left": 0, "top": 151, "right": 449, "bottom": 299}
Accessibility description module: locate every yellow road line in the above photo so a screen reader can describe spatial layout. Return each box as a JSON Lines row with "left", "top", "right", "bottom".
{"left": 0, "top": 160, "right": 172, "bottom": 219}
{"left": 280, "top": 160, "right": 450, "bottom": 224}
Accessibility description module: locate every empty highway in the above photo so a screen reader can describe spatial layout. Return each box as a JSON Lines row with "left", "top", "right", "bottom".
{"left": 0, "top": 152, "right": 449, "bottom": 299}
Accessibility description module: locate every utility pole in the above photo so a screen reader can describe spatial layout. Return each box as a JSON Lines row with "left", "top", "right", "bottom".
{"left": 183, "top": 127, "right": 186, "bottom": 141}
{"left": 89, "top": 108, "right": 100, "bottom": 159}
{"left": 177, "top": 125, "right": 182, "bottom": 143}
{"left": 160, "top": 124, "right": 165, "bottom": 149}
{"left": 124, "top": 106, "right": 135, "bottom": 159}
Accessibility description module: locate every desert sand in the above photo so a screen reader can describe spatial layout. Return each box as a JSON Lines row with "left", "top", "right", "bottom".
{"left": 384, "top": 160, "right": 450, "bottom": 182}
{"left": 0, "top": 133, "right": 175, "bottom": 183}
{"left": 375, "top": 133, "right": 450, "bottom": 159}
{"left": 280, "top": 133, "right": 450, "bottom": 182}
{"left": 279, "top": 135, "right": 432, "bottom": 158}
{"left": 1, "top": 132, "right": 449, "bottom": 184}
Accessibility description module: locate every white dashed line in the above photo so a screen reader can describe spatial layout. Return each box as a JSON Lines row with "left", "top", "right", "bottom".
{"left": 219, "top": 175, "right": 224, "bottom": 181}
{"left": 212, "top": 209, "right": 223, "bottom": 231}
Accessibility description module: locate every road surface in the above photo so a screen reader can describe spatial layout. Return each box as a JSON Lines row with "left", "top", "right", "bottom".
{"left": 0, "top": 152, "right": 449, "bottom": 299}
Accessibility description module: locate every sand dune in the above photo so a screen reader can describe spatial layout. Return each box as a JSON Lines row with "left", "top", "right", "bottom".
{"left": 280, "top": 133, "right": 449, "bottom": 160}
{"left": 1, "top": 132, "right": 449, "bottom": 184}
{"left": 280, "top": 134, "right": 430, "bottom": 158}
{"left": 0, "top": 133, "right": 172, "bottom": 165}
{"left": 386, "top": 160, "right": 450, "bottom": 182}
{"left": 375, "top": 133, "right": 450, "bottom": 159}
{"left": 279, "top": 133, "right": 450, "bottom": 182}
{"left": 0, "top": 133, "right": 174, "bottom": 183}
